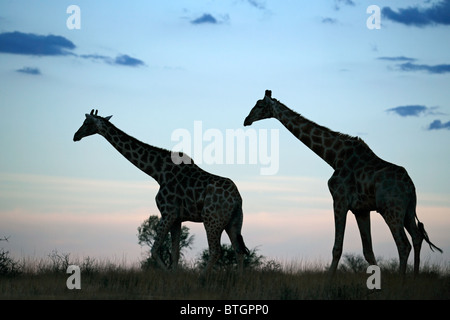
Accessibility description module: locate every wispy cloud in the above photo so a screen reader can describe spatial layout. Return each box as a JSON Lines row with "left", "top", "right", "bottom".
{"left": 0, "top": 31, "right": 145, "bottom": 67}
{"left": 386, "top": 105, "right": 445, "bottom": 117}
{"left": 428, "top": 120, "right": 450, "bottom": 130}
{"left": 81, "top": 53, "right": 145, "bottom": 67}
{"left": 79, "top": 53, "right": 110, "bottom": 62}
{"left": 245, "top": 0, "right": 266, "bottom": 10}
{"left": 191, "top": 13, "right": 218, "bottom": 25}
{"left": 377, "top": 56, "right": 450, "bottom": 74}
{"left": 377, "top": 56, "right": 417, "bottom": 62}
{"left": 321, "top": 17, "right": 338, "bottom": 25}
{"left": 397, "top": 62, "right": 450, "bottom": 74}
{"left": 382, "top": 0, "right": 450, "bottom": 27}
{"left": 113, "top": 54, "right": 145, "bottom": 67}
{"left": 16, "top": 66, "right": 41, "bottom": 75}
{"left": 333, "top": 0, "right": 355, "bottom": 11}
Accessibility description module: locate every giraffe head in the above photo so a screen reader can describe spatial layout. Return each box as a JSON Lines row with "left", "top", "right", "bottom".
{"left": 243, "top": 90, "right": 276, "bottom": 126}
{"left": 73, "top": 109, "right": 112, "bottom": 141}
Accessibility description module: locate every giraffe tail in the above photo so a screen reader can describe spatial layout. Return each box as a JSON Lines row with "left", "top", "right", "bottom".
{"left": 415, "top": 215, "right": 443, "bottom": 253}
{"left": 237, "top": 234, "right": 250, "bottom": 256}
{"left": 232, "top": 204, "right": 250, "bottom": 256}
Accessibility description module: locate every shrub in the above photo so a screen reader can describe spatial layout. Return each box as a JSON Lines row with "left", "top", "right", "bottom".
{"left": 0, "top": 248, "right": 23, "bottom": 276}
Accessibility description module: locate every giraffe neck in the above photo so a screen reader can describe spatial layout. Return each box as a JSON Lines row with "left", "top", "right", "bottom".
{"left": 98, "top": 120, "right": 172, "bottom": 184}
{"left": 272, "top": 101, "right": 348, "bottom": 170}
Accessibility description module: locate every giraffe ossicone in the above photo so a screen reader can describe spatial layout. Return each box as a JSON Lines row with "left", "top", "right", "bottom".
{"left": 74, "top": 110, "right": 250, "bottom": 273}
{"left": 244, "top": 90, "right": 442, "bottom": 278}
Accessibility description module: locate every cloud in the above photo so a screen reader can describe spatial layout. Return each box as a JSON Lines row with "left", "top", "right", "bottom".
{"left": 334, "top": 0, "right": 355, "bottom": 10}
{"left": 16, "top": 66, "right": 41, "bottom": 75}
{"left": 245, "top": 0, "right": 266, "bottom": 10}
{"left": 113, "top": 54, "right": 145, "bottom": 67}
{"left": 80, "top": 53, "right": 145, "bottom": 67}
{"left": 191, "top": 13, "right": 218, "bottom": 25}
{"left": 386, "top": 105, "right": 445, "bottom": 117}
{"left": 428, "top": 120, "right": 450, "bottom": 130}
{"left": 321, "top": 17, "right": 338, "bottom": 24}
{"left": 387, "top": 105, "right": 450, "bottom": 131}
{"left": 0, "top": 31, "right": 145, "bottom": 68}
{"left": 382, "top": 0, "right": 450, "bottom": 27}
{"left": 377, "top": 56, "right": 450, "bottom": 74}
{"left": 386, "top": 105, "right": 428, "bottom": 117}
{"left": 377, "top": 56, "right": 417, "bottom": 62}
{"left": 79, "top": 53, "right": 111, "bottom": 61}
{"left": 0, "top": 31, "right": 75, "bottom": 56}
{"left": 396, "top": 62, "right": 450, "bottom": 74}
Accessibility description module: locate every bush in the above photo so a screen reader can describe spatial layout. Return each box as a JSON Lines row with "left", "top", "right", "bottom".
{"left": 0, "top": 248, "right": 23, "bottom": 276}
{"left": 195, "top": 244, "right": 282, "bottom": 272}
{"left": 137, "top": 215, "right": 194, "bottom": 269}
{"left": 339, "top": 253, "right": 369, "bottom": 273}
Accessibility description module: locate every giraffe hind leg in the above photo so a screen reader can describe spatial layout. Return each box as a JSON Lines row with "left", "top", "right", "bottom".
{"left": 225, "top": 205, "right": 249, "bottom": 272}
{"left": 382, "top": 206, "right": 411, "bottom": 276}
{"left": 404, "top": 215, "right": 422, "bottom": 277}
{"left": 225, "top": 228, "right": 249, "bottom": 272}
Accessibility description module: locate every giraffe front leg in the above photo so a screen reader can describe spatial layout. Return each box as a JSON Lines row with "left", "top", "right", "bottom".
{"left": 203, "top": 222, "right": 223, "bottom": 274}
{"left": 151, "top": 215, "right": 173, "bottom": 270}
{"left": 170, "top": 221, "right": 181, "bottom": 270}
{"left": 354, "top": 211, "right": 377, "bottom": 266}
{"left": 328, "top": 200, "right": 348, "bottom": 279}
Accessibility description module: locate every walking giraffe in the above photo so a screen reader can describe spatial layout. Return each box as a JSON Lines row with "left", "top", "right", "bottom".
{"left": 74, "top": 109, "right": 249, "bottom": 272}
{"left": 244, "top": 90, "right": 442, "bottom": 277}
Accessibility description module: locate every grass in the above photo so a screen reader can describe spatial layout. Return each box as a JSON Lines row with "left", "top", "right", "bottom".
{"left": 1, "top": 251, "right": 449, "bottom": 300}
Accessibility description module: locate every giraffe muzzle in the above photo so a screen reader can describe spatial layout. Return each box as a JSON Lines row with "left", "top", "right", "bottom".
{"left": 243, "top": 116, "right": 253, "bottom": 126}
{"left": 73, "top": 132, "right": 82, "bottom": 141}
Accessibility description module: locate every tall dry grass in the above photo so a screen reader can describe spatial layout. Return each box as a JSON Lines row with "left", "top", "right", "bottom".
{"left": 1, "top": 251, "right": 448, "bottom": 300}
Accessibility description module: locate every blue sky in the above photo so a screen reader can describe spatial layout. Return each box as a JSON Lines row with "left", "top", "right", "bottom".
{"left": 1, "top": 0, "right": 449, "bottom": 268}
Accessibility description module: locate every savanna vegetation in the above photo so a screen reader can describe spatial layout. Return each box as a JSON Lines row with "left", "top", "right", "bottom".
{"left": 1, "top": 218, "right": 448, "bottom": 300}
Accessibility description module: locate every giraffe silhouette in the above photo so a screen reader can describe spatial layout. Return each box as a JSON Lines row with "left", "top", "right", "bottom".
{"left": 244, "top": 90, "right": 442, "bottom": 277}
{"left": 74, "top": 109, "right": 249, "bottom": 272}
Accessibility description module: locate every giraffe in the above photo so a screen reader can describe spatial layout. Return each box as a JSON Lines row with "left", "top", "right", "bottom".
{"left": 74, "top": 109, "right": 250, "bottom": 272}
{"left": 244, "top": 90, "right": 442, "bottom": 277}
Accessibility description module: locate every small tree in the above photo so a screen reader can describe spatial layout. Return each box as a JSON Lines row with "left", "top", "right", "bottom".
{"left": 0, "top": 236, "right": 22, "bottom": 276}
{"left": 137, "top": 215, "right": 194, "bottom": 269}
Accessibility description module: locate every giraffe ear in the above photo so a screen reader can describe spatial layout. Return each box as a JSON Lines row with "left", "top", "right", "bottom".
{"left": 104, "top": 115, "right": 112, "bottom": 121}
{"left": 265, "top": 90, "right": 272, "bottom": 98}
